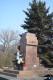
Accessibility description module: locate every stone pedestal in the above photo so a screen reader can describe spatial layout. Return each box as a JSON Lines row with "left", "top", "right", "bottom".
{"left": 20, "top": 33, "right": 39, "bottom": 70}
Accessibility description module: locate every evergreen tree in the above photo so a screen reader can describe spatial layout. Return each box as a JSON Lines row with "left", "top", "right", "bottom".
{"left": 21, "top": 0, "right": 53, "bottom": 67}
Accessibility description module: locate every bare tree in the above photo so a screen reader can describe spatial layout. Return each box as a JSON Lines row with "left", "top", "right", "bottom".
{"left": 0, "top": 30, "right": 20, "bottom": 67}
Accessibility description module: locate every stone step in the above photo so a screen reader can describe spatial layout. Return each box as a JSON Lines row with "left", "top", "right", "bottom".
{"left": 19, "top": 71, "right": 37, "bottom": 75}
{"left": 4, "top": 69, "right": 19, "bottom": 74}
{"left": 0, "top": 71, "right": 18, "bottom": 77}
{"left": 0, "top": 70, "right": 38, "bottom": 77}
{"left": 18, "top": 71, "right": 38, "bottom": 77}
{"left": 17, "top": 74, "right": 38, "bottom": 77}
{"left": 0, "top": 69, "right": 53, "bottom": 77}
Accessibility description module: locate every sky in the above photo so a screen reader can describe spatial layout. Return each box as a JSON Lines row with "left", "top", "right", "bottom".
{"left": 0, "top": 0, "right": 53, "bottom": 34}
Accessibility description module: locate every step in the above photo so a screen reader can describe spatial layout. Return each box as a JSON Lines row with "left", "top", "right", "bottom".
{"left": 0, "top": 71, "right": 18, "bottom": 77}
{"left": 17, "top": 73, "right": 38, "bottom": 77}
{"left": 18, "top": 71, "right": 38, "bottom": 77}
{"left": 4, "top": 69, "right": 19, "bottom": 74}
{"left": 0, "top": 70, "right": 38, "bottom": 77}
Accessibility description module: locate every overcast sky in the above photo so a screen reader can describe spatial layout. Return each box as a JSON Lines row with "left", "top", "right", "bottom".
{"left": 0, "top": 0, "right": 53, "bottom": 34}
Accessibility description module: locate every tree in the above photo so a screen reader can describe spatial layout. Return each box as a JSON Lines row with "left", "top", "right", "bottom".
{"left": 0, "top": 30, "right": 20, "bottom": 67}
{"left": 21, "top": 0, "right": 53, "bottom": 67}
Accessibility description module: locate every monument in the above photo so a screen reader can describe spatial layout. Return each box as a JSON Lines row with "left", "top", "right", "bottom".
{"left": 20, "top": 32, "right": 39, "bottom": 70}
{"left": 0, "top": 32, "right": 53, "bottom": 77}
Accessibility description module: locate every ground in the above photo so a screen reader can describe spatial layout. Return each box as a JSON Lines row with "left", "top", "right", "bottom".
{"left": 0, "top": 74, "right": 46, "bottom": 80}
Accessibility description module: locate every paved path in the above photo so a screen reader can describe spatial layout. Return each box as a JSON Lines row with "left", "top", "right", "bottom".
{"left": 0, "top": 74, "right": 46, "bottom": 80}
